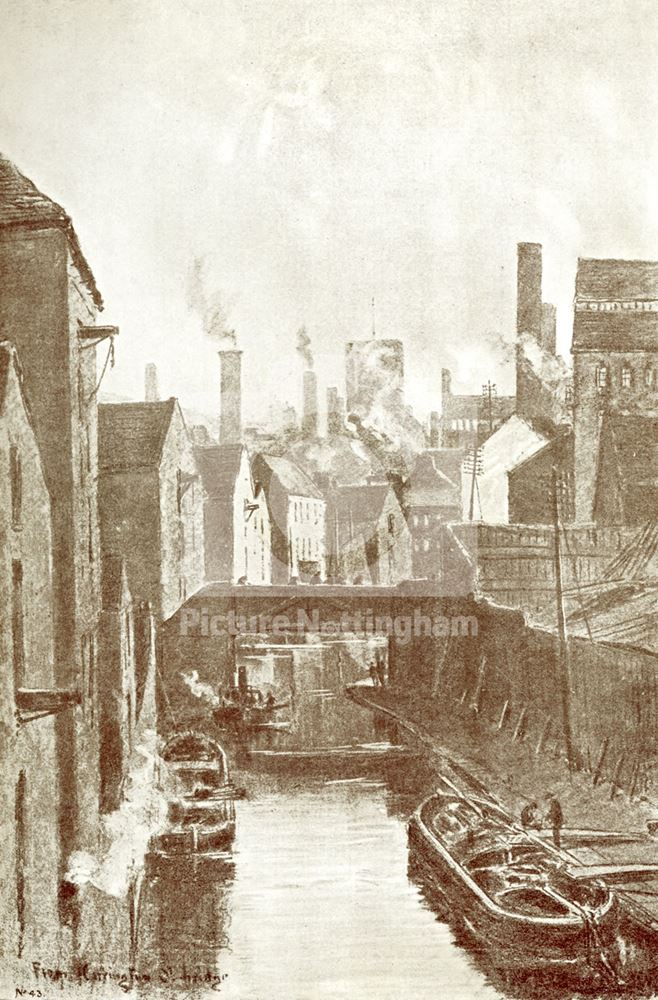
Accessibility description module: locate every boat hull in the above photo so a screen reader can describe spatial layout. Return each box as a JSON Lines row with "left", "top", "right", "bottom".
{"left": 408, "top": 813, "right": 619, "bottom": 976}
{"left": 151, "top": 820, "right": 236, "bottom": 857}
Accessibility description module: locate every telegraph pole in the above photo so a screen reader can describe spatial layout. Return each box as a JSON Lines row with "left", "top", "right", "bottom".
{"left": 465, "top": 445, "right": 482, "bottom": 522}
{"left": 482, "top": 381, "right": 497, "bottom": 438}
{"left": 551, "top": 466, "right": 576, "bottom": 773}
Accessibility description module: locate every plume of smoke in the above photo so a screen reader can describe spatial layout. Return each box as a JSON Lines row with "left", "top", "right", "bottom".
{"left": 65, "top": 731, "right": 167, "bottom": 898}
{"left": 187, "top": 257, "right": 237, "bottom": 347}
{"left": 296, "top": 325, "right": 314, "bottom": 369}
{"left": 182, "top": 669, "right": 220, "bottom": 708}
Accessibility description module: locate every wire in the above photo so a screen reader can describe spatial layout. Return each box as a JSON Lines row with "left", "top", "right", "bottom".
{"left": 86, "top": 336, "right": 115, "bottom": 404}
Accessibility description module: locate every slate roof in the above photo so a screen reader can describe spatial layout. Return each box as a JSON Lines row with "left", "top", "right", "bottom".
{"left": 195, "top": 444, "right": 245, "bottom": 501}
{"left": 253, "top": 454, "right": 324, "bottom": 499}
{"left": 575, "top": 258, "right": 658, "bottom": 302}
{"left": 98, "top": 399, "right": 177, "bottom": 472}
{"left": 407, "top": 450, "right": 461, "bottom": 509}
{"left": 332, "top": 483, "right": 392, "bottom": 529}
{"left": 0, "top": 154, "right": 102, "bottom": 308}
{"left": 572, "top": 310, "right": 658, "bottom": 352}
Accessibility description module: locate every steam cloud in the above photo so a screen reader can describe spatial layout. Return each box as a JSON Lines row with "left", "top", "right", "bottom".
{"left": 296, "top": 325, "right": 314, "bottom": 369}
{"left": 188, "top": 257, "right": 237, "bottom": 347}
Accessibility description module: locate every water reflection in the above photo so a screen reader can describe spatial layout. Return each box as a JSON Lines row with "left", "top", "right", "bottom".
{"left": 136, "top": 854, "right": 234, "bottom": 997}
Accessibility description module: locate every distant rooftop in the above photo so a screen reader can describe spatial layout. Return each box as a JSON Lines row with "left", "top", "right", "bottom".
{"left": 575, "top": 257, "right": 658, "bottom": 302}
{"left": 253, "top": 453, "right": 324, "bottom": 499}
{"left": 98, "top": 399, "right": 177, "bottom": 471}
{"left": 0, "top": 153, "right": 102, "bottom": 308}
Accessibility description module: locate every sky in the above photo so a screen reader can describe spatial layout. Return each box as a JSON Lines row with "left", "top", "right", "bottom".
{"left": 3, "top": 0, "right": 658, "bottom": 431}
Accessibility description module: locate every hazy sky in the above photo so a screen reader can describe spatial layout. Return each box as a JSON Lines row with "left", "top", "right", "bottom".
{"left": 3, "top": 0, "right": 658, "bottom": 429}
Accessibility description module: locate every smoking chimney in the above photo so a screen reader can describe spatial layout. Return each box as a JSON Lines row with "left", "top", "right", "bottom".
{"left": 541, "top": 302, "right": 557, "bottom": 356}
{"left": 219, "top": 350, "right": 242, "bottom": 444}
{"left": 145, "top": 363, "right": 159, "bottom": 402}
{"left": 302, "top": 370, "right": 318, "bottom": 437}
{"left": 517, "top": 243, "right": 542, "bottom": 343}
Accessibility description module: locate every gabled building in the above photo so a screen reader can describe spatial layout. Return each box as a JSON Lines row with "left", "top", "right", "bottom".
{"left": 460, "top": 413, "right": 553, "bottom": 523}
{"left": 0, "top": 154, "right": 109, "bottom": 922}
{"left": 98, "top": 399, "right": 204, "bottom": 620}
{"left": 406, "top": 450, "right": 462, "bottom": 578}
{"left": 252, "top": 453, "right": 326, "bottom": 583}
{"left": 326, "top": 482, "right": 412, "bottom": 585}
{"left": 0, "top": 343, "right": 61, "bottom": 963}
{"left": 195, "top": 444, "right": 271, "bottom": 584}
{"left": 572, "top": 257, "right": 658, "bottom": 522}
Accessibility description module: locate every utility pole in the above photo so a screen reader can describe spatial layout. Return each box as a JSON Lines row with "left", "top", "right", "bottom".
{"left": 465, "top": 445, "right": 482, "bottom": 522}
{"left": 551, "top": 466, "right": 576, "bottom": 773}
{"left": 482, "top": 381, "right": 497, "bottom": 438}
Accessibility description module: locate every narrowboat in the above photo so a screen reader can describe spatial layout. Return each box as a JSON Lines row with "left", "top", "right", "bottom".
{"left": 151, "top": 731, "right": 236, "bottom": 857}
{"left": 408, "top": 788, "right": 620, "bottom": 978}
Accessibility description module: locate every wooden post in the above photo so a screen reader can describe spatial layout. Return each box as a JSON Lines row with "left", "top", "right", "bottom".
{"left": 535, "top": 717, "right": 552, "bottom": 758}
{"left": 551, "top": 467, "right": 576, "bottom": 772}
{"left": 592, "top": 737, "right": 609, "bottom": 787}
{"left": 498, "top": 699, "right": 510, "bottom": 730}
{"left": 513, "top": 706, "right": 528, "bottom": 742}
{"left": 610, "top": 753, "right": 625, "bottom": 800}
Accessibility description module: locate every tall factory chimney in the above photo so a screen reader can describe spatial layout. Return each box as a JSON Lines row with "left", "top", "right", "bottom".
{"left": 326, "top": 386, "right": 345, "bottom": 436}
{"left": 219, "top": 349, "right": 242, "bottom": 444}
{"left": 516, "top": 242, "right": 543, "bottom": 421}
{"left": 145, "top": 363, "right": 159, "bottom": 402}
{"left": 516, "top": 242, "right": 543, "bottom": 342}
{"left": 302, "top": 370, "right": 318, "bottom": 437}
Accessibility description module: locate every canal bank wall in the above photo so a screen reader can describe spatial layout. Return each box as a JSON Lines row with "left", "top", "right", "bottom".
{"left": 389, "top": 594, "right": 658, "bottom": 800}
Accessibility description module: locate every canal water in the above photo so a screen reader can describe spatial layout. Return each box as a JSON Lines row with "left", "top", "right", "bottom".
{"left": 135, "top": 762, "right": 504, "bottom": 1000}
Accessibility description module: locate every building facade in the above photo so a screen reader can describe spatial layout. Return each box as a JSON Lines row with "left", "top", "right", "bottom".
{"left": 406, "top": 450, "right": 462, "bottom": 578}
{"left": 572, "top": 257, "right": 658, "bottom": 522}
{"left": 326, "top": 482, "right": 412, "bottom": 585}
{"left": 252, "top": 453, "right": 326, "bottom": 583}
{"left": 98, "top": 399, "right": 205, "bottom": 621}
{"left": 195, "top": 444, "right": 271, "bottom": 584}
{"left": 0, "top": 343, "right": 62, "bottom": 965}
{"left": 0, "top": 155, "right": 107, "bottom": 921}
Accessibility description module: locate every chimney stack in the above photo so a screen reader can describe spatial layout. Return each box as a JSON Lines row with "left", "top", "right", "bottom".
{"left": 219, "top": 350, "right": 242, "bottom": 444}
{"left": 517, "top": 242, "right": 543, "bottom": 343}
{"left": 302, "top": 370, "right": 318, "bottom": 437}
{"left": 326, "top": 387, "right": 345, "bottom": 436}
{"left": 541, "top": 302, "right": 557, "bottom": 355}
{"left": 441, "top": 368, "right": 452, "bottom": 401}
{"left": 145, "top": 363, "right": 159, "bottom": 402}
{"left": 429, "top": 410, "right": 440, "bottom": 448}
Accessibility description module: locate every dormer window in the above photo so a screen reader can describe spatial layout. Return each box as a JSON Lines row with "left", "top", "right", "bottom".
{"left": 595, "top": 365, "right": 607, "bottom": 388}
{"left": 621, "top": 365, "right": 632, "bottom": 389}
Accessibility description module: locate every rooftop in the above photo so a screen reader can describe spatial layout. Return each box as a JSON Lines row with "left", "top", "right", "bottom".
{"left": 195, "top": 444, "right": 245, "bottom": 501}
{"left": 576, "top": 257, "right": 658, "bottom": 302}
{"left": 98, "top": 399, "right": 178, "bottom": 471}
{"left": 253, "top": 453, "right": 324, "bottom": 499}
{"left": 572, "top": 310, "right": 658, "bottom": 352}
{"left": 0, "top": 154, "right": 102, "bottom": 308}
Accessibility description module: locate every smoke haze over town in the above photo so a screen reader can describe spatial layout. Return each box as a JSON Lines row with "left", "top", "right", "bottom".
{"left": 3, "top": 0, "right": 658, "bottom": 426}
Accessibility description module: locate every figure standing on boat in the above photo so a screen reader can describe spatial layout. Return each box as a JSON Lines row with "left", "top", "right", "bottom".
{"left": 520, "top": 800, "right": 542, "bottom": 831}
{"left": 545, "top": 793, "right": 564, "bottom": 848}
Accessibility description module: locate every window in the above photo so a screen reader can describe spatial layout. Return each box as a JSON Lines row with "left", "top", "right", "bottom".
{"left": 595, "top": 365, "right": 607, "bottom": 388}
{"left": 387, "top": 513, "right": 395, "bottom": 534}
{"left": 646, "top": 367, "right": 655, "bottom": 387}
{"left": 10, "top": 445, "right": 22, "bottom": 527}
{"left": 621, "top": 365, "right": 632, "bottom": 388}
{"left": 413, "top": 514, "right": 419, "bottom": 527}
{"left": 12, "top": 561, "right": 24, "bottom": 689}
